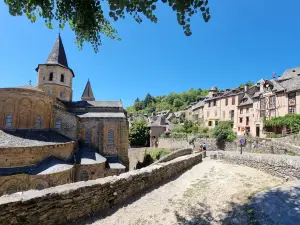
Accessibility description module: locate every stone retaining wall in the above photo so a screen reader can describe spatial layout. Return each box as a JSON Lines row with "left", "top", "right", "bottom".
{"left": 158, "top": 137, "right": 300, "bottom": 156}
{"left": 0, "top": 154, "right": 202, "bottom": 225}
{"left": 154, "top": 148, "right": 192, "bottom": 164}
{"left": 217, "top": 152, "right": 300, "bottom": 180}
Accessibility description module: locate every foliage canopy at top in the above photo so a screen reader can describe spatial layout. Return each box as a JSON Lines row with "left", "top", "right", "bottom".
{"left": 5, "top": 0, "right": 211, "bottom": 52}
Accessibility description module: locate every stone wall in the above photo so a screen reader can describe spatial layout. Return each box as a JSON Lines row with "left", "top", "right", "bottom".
{"left": 154, "top": 148, "right": 192, "bottom": 164}
{"left": 0, "top": 141, "right": 75, "bottom": 167}
{"left": 53, "top": 107, "right": 78, "bottom": 140}
{"left": 0, "top": 88, "right": 54, "bottom": 129}
{"left": 217, "top": 151, "right": 300, "bottom": 180}
{"left": 158, "top": 137, "right": 300, "bottom": 156}
{"left": 78, "top": 118, "right": 129, "bottom": 167}
{"left": 0, "top": 154, "right": 202, "bottom": 225}
{"left": 0, "top": 159, "right": 124, "bottom": 196}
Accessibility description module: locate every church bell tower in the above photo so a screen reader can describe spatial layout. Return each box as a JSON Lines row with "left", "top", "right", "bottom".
{"left": 36, "top": 34, "right": 75, "bottom": 102}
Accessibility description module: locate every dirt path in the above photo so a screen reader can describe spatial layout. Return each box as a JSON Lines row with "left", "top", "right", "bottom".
{"left": 74, "top": 159, "right": 283, "bottom": 225}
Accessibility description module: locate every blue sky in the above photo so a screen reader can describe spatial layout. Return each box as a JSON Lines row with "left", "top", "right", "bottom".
{"left": 1, "top": 1, "right": 300, "bottom": 107}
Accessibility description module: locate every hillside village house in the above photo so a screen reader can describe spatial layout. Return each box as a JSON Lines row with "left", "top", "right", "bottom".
{"left": 189, "top": 68, "right": 300, "bottom": 137}
{"left": 0, "top": 35, "right": 129, "bottom": 195}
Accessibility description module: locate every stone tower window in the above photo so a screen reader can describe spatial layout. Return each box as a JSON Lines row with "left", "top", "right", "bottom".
{"left": 60, "top": 74, "right": 64, "bottom": 82}
{"left": 60, "top": 91, "right": 65, "bottom": 98}
{"left": 6, "top": 185, "right": 18, "bottom": 195}
{"left": 79, "top": 170, "right": 89, "bottom": 181}
{"left": 5, "top": 114, "right": 13, "bottom": 128}
{"left": 49, "top": 72, "right": 53, "bottom": 81}
{"left": 35, "top": 116, "right": 42, "bottom": 129}
{"left": 35, "top": 184, "right": 45, "bottom": 190}
{"left": 108, "top": 129, "right": 114, "bottom": 146}
{"left": 55, "top": 119, "right": 62, "bottom": 129}
{"left": 85, "top": 129, "right": 91, "bottom": 145}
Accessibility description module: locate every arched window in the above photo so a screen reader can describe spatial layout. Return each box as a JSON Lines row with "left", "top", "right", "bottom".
{"left": 79, "top": 170, "right": 89, "bottom": 181}
{"left": 6, "top": 185, "right": 18, "bottom": 195}
{"left": 35, "top": 116, "right": 42, "bottom": 128}
{"left": 55, "top": 119, "right": 62, "bottom": 129}
{"left": 108, "top": 129, "right": 114, "bottom": 145}
{"left": 85, "top": 129, "right": 91, "bottom": 145}
{"left": 36, "top": 184, "right": 45, "bottom": 190}
{"left": 49, "top": 72, "right": 53, "bottom": 81}
{"left": 60, "top": 74, "right": 64, "bottom": 82}
{"left": 5, "top": 114, "right": 13, "bottom": 128}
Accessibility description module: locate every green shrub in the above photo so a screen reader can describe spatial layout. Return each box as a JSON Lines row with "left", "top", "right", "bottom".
{"left": 265, "top": 133, "right": 281, "bottom": 138}
{"left": 264, "top": 114, "right": 300, "bottom": 131}
{"left": 129, "top": 119, "right": 149, "bottom": 146}
{"left": 212, "top": 121, "right": 236, "bottom": 143}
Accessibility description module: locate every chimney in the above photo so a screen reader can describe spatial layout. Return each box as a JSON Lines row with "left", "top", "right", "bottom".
{"left": 260, "top": 80, "right": 265, "bottom": 93}
{"left": 244, "top": 84, "right": 248, "bottom": 92}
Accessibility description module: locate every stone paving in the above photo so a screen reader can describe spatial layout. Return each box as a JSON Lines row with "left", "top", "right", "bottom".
{"left": 72, "top": 158, "right": 284, "bottom": 225}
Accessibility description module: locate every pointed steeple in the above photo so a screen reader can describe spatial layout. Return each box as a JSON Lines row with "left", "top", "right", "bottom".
{"left": 46, "top": 34, "right": 69, "bottom": 68}
{"left": 81, "top": 79, "right": 95, "bottom": 101}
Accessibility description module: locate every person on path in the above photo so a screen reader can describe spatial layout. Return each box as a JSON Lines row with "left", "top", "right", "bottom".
{"left": 203, "top": 142, "right": 207, "bottom": 158}
{"left": 199, "top": 144, "right": 203, "bottom": 153}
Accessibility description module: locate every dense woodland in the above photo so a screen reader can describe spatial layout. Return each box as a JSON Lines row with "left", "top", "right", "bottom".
{"left": 126, "top": 81, "right": 255, "bottom": 115}
{"left": 126, "top": 88, "right": 209, "bottom": 115}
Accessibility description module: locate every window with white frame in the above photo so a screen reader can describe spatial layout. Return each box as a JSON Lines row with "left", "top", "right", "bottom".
{"left": 35, "top": 115, "right": 42, "bottom": 128}
{"left": 269, "top": 95, "right": 276, "bottom": 109}
{"left": 55, "top": 119, "right": 62, "bottom": 129}
{"left": 5, "top": 114, "right": 13, "bottom": 128}
{"left": 108, "top": 129, "right": 114, "bottom": 145}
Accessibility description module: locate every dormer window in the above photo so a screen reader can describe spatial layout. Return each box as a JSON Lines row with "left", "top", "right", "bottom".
{"left": 49, "top": 73, "right": 53, "bottom": 81}
{"left": 293, "top": 69, "right": 296, "bottom": 72}
{"left": 60, "top": 74, "right": 64, "bottom": 82}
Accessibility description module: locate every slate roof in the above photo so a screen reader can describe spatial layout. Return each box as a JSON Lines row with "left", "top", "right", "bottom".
{"left": 192, "top": 101, "right": 204, "bottom": 110}
{"left": 268, "top": 79, "right": 285, "bottom": 92}
{"left": 278, "top": 76, "right": 300, "bottom": 92}
{"left": 46, "top": 34, "right": 69, "bottom": 68}
{"left": 278, "top": 68, "right": 300, "bottom": 80}
{"left": 81, "top": 80, "right": 95, "bottom": 101}
{"left": 106, "top": 156, "right": 126, "bottom": 169}
{"left": 174, "top": 111, "right": 184, "bottom": 117}
{"left": 0, "top": 130, "right": 72, "bottom": 148}
{"left": 16, "top": 85, "right": 44, "bottom": 92}
{"left": 0, "top": 156, "right": 74, "bottom": 176}
{"left": 68, "top": 100, "right": 123, "bottom": 108}
{"left": 238, "top": 93, "right": 253, "bottom": 106}
{"left": 78, "top": 112, "right": 126, "bottom": 118}
{"left": 77, "top": 145, "right": 107, "bottom": 165}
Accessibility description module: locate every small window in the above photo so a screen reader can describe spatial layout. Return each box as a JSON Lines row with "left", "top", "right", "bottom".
{"left": 49, "top": 72, "right": 53, "bottom": 81}
{"left": 6, "top": 185, "right": 18, "bottom": 195}
{"left": 85, "top": 129, "right": 91, "bottom": 145}
{"left": 232, "top": 97, "right": 235, "bottom": 105}
{"left": 213, "top": 100, "right": 216, "bottom": 106}
{"left": 240, "top": 117, "right": 243, "bottom": 123}
{"left": 60, "top": 74, "right": 64, "bottom": 82}
{"left": 55, "top": 119, "right": 62, "bottom": 129}
{"left": 60, "top": 91, "right": 65, "bottom": 98}
{"left": 240, "top": 109, "right": 243, "bottom": 114}
{"left": 225, "top": 98, "right": 228, "bottom": 106}
{"left": 108, "top": 129, "right": 114, "bottom": 145}
{"left": 289, "top": 106, "right": 296, "bottom": 114}
{"left": 35, "top": 116, "right": 42, "bottom": 128}
{"left": 47, "top": 89, "right": 52, "bottom": 95}
{"left": 5, "top": 114, "right": 13, "bottom": 128}
{"left": 36, "top": 184, "right": 45, "bottom": 190}
{"left": 80, "top": 170, "right": 89, "bottom": 181}
{"left": 208, "top": 121, "right": 212, "bottom": 126}
{"left": 215, "top": 121, "right": 218, "bottom": 126}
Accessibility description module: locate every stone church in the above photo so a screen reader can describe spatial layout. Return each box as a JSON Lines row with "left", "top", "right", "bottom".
{"left": 0, "top": 35, "right": 129, "bottom": 195}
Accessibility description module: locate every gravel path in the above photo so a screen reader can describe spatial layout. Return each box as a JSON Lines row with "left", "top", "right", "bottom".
{"left": 74, "top": 159, "right": 284, "bottom": 225}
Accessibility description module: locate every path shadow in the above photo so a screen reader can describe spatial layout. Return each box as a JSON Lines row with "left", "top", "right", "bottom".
{"left": 66, "top": 164, "right": 198, "bottom": 225}
{"left": 174, "top": 183, "right": 300, "bottom": 225}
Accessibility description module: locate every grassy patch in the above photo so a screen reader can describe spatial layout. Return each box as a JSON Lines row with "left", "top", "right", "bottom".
{"left": 146, "top": 148, "right": 171, "bottom": 161}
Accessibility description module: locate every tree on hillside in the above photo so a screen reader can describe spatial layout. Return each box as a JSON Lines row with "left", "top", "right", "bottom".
{"left": 144, "top": 93, "right": 154, "bottom": 107}
{"left": 239, "top": 81, "right": 255, "bottom": 88}
{"left": 173, "top": 98, "right": 184, "bottom": 108}
{"left": 135, "top": 98, "right": 140, "bottom": 103}
{"left": 5, "top": 0, "right": 211, "bottom": 52}
{"left": 129, "top": 119, "right": 149, "bottom": 147}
